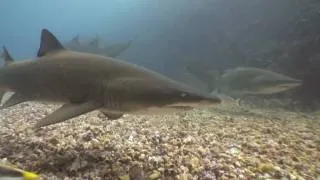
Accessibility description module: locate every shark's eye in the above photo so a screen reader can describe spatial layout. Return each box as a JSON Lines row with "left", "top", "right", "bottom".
{"left": 180, "top": 93, "right": 187, "bottom": 97}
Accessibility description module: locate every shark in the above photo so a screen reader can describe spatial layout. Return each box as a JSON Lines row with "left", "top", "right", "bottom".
{"left": 185, "top": 65, "right": 302, "bottom": 99}
{"left": 0, "top": 28, "right": 221, "bottom": 129}
{"left": 63, "top": 34, "right": 132, "bottom": 58}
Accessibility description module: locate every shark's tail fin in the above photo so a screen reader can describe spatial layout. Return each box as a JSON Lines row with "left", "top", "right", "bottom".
{"left": 88, "top": 35, "right": 100, "bottom": 48}
{"left": 70, "top": 34, "right": 80, "bottom": 45}
{"left": 184, "top": 65, "right": 223, "bottom": 93}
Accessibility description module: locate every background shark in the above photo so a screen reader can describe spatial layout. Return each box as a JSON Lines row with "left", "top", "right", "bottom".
{"left": 63, "top": 35, "right": 133, "bottom": 58}
{"left": 185, "top": 66, "right": 302, "bottom": 99}
{"left": 0, "top": 29, "right": 220, "bottom": 129}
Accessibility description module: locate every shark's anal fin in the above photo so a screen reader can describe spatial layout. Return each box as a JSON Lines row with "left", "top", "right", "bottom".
{"left": 34, "top": 101, "right": 99, "bottom": 129}
{"left": 0, "top": 92, "right": 28, "bottom": 109}
{"left": 100, "top": 109, "right": 123, "bottom": 120}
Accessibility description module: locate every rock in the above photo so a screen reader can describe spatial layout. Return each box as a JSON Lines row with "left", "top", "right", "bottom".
{"left": 258, "top": 163, "right": 274, "bottom": 173}
{"left": 129, "top": 164, "right": 145, "bottom": 180}
{"left": 176, "top": 173, "right": 189, "bottom": 180}
{"left": 149, "top": 171, "right": 161, "bottom": 180}
{"left": 118, "top": 175, "right": 129, "bottom": 180}
{"left": 187, "top": 157, "right": 201, "bottom": 172}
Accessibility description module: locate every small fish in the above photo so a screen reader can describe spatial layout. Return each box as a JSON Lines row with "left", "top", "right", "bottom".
{"left": 0, "top": 164, "right": 39, "bottom": 180}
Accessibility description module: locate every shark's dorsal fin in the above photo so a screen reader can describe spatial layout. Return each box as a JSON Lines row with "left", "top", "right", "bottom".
{"left": 37, "top": 29, "right": 65, "bottom": 57}
{"left": 70, "top": 35, "right": 80, "bottom": 45}
{"left": 88, "top": 36, "right": 99, "bottom": 48}
{"left": 1, "top": 46, "right": 14, "bottom": 66}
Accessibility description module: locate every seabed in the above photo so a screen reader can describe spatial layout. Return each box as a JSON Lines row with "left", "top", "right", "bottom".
{"left": 0, "top": 101, "right": 319, "bottom": 180}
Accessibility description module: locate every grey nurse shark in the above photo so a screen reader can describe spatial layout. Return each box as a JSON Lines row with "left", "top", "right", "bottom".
{"left": 63, "top": 34, "right": 132, "bottom": 58}
{"left": 185, "top": 65, "right": 302, "bottom": 99}
{"left": 0, "top": 29, "right": 220, "bottom": 129}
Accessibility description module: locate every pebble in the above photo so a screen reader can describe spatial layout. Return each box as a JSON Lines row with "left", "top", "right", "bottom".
{"left": 149, "top": 171, "right": 161, "bottom": 180}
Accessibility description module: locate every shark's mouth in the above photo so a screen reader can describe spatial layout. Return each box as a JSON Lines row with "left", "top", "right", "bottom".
{"left": 0, "top": 85, "right": 13, "bottom": 91}
{"left": 255, "top": 83, "right": 301, "bottom": 94}
{"left": 278, "top": 83, "right": 301, "bottom": 88}
{"left": 166, "top": 105, "right": 194, "bottom": 110}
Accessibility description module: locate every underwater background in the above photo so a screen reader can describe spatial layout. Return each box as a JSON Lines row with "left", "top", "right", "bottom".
{"left": 0, "top": 0, "right": 319, "bottom": 179}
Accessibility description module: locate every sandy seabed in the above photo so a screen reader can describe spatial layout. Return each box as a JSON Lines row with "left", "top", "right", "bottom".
{"left": 0, "top": 101, "right": 319, "bottom": 180}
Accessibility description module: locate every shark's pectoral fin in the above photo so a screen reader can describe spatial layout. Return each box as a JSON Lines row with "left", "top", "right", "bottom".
{"left": 100, "top": 109, "right": 123, "bottom": 120}
{"left": 0, "top": 92, "right": 29, "bottom": 109}
{"left": 34, "top": 101, "right": 100, "bottom": 129}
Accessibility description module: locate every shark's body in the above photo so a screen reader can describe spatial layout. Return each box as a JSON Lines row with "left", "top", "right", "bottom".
{"left": 0, "top": 29, "right": 220, "bottom": 128}
{"left": 0, "top": 47, "right": 122, "bottom": 120}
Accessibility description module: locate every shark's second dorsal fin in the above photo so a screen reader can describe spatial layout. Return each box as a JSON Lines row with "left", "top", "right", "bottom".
{"left": 37, "top": 29, "right": 65, "bottom": 57}
{"left": 1, "top": 46, "right": 14, "bottom": 66}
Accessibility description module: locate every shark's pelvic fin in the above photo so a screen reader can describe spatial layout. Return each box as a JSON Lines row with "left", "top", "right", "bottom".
{"left": 1, "top": 46, "right": 14, "bottom": 66}
{"left": 34, "top": 101, "right": 100, "bottom": 128}
{"left": 100, "top": 109, "right": 123, "bottom": 120}
{"left": 37, "top": 29, "right": 65, "bottom": 57}
{"left": 0, "top": 92, "right": 29, "bottom": 109}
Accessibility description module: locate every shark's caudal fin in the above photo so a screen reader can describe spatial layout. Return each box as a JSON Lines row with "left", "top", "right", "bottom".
{"left": 70, "top": 35, "right": 80, "bottom": 45}
{"left": 104, "top": 40, "right": 133, "bottom": 57}
{"left": 88, "top": 36, "right": 100, "bottom": 48}
{"left": 184, "top": 65, "right": 221, "bottom": 93}
{"left": 1, "top": 46, "right": 14, "bottom": 66}
{"left": 37, "top": 29, "right": 65, "bottom": 57}
{"left": 34, "top": 101, "right": 99, "bottom": 128}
